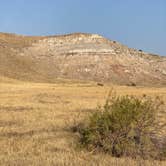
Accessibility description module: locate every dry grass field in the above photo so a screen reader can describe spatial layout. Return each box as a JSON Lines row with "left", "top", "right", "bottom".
{"left": 0, "top": 78, "right": 166, "bottom": 165}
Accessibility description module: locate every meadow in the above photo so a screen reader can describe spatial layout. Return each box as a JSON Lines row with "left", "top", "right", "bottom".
{"left": 0, "top": 79, "right": 165, "bottom": 165}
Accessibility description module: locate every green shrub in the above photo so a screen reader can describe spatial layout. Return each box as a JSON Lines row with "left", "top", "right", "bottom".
{"left": 74, "top": 91, "right": 165, "bottom": 159}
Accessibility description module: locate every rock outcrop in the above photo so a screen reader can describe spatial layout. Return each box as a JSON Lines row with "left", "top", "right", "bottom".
{"left": 0, "top": 32, "right": 166, "bottom": 86}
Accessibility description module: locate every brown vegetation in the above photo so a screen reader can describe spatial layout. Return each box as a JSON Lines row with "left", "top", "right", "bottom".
{"left": 0, "top": 80, "right": 165, "bottom": 165}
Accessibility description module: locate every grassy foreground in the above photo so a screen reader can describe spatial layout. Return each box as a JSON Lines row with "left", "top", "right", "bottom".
{"left": 0, "top": 80, "right": 165, "bottom": 165}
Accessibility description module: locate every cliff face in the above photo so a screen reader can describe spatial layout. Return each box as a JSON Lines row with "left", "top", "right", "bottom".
{"left": 0, "top": 32, "right": 166, "bottom": 86}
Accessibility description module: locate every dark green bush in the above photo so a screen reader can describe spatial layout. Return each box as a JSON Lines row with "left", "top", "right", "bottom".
{"left": 74, "top": 91, "right": 165, "bottom": 159}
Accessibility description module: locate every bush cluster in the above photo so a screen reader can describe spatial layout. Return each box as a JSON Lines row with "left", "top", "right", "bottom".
{"left": 74, "top": 91, "right": 165, "bottom": 159}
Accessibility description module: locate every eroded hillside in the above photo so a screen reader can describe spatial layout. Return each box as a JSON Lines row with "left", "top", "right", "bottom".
{"left": 0, "top": 32, "right": 166, "bottom": 86}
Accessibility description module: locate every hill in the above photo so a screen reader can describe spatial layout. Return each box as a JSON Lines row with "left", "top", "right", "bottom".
{"left": 0, "top": 32, "right": 166, "bottom": 86}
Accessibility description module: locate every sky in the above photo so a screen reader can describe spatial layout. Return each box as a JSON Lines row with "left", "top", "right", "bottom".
{"left": 0, "top": 0, "right": 165, "bottom": 56}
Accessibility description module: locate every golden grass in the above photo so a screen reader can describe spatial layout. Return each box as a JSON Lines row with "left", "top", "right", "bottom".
{"left": 0, "top": 80, "right": 165, "bottom": 165}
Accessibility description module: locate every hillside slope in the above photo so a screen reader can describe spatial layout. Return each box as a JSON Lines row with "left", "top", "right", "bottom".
{"left": 0, "top": 32, "right": 166, "bottom": 86}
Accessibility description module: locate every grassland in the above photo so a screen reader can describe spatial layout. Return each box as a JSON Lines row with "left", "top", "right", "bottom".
{"left": 0, "top": 79, "right": 166, "bottom": 165}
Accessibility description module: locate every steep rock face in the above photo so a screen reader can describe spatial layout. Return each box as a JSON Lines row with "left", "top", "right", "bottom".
{"left": 0, "top": 32, "right": 166, "bottom": 86}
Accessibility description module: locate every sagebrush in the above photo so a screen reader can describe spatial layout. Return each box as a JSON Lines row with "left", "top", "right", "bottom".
{"left": 74, "top": 91, "right": 165, "bottom": 159}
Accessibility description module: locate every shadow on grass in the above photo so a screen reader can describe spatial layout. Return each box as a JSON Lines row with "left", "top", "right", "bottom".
{"left": 0, "top": 128, "right": 61, "bottom": 138}
{"left": 0, "top": 106, "right": 34, "bottom": 112}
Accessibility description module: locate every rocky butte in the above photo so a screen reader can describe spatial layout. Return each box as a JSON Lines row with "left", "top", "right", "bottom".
{"left": 0, "top": 32, "right": 166, "bottom": 86}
